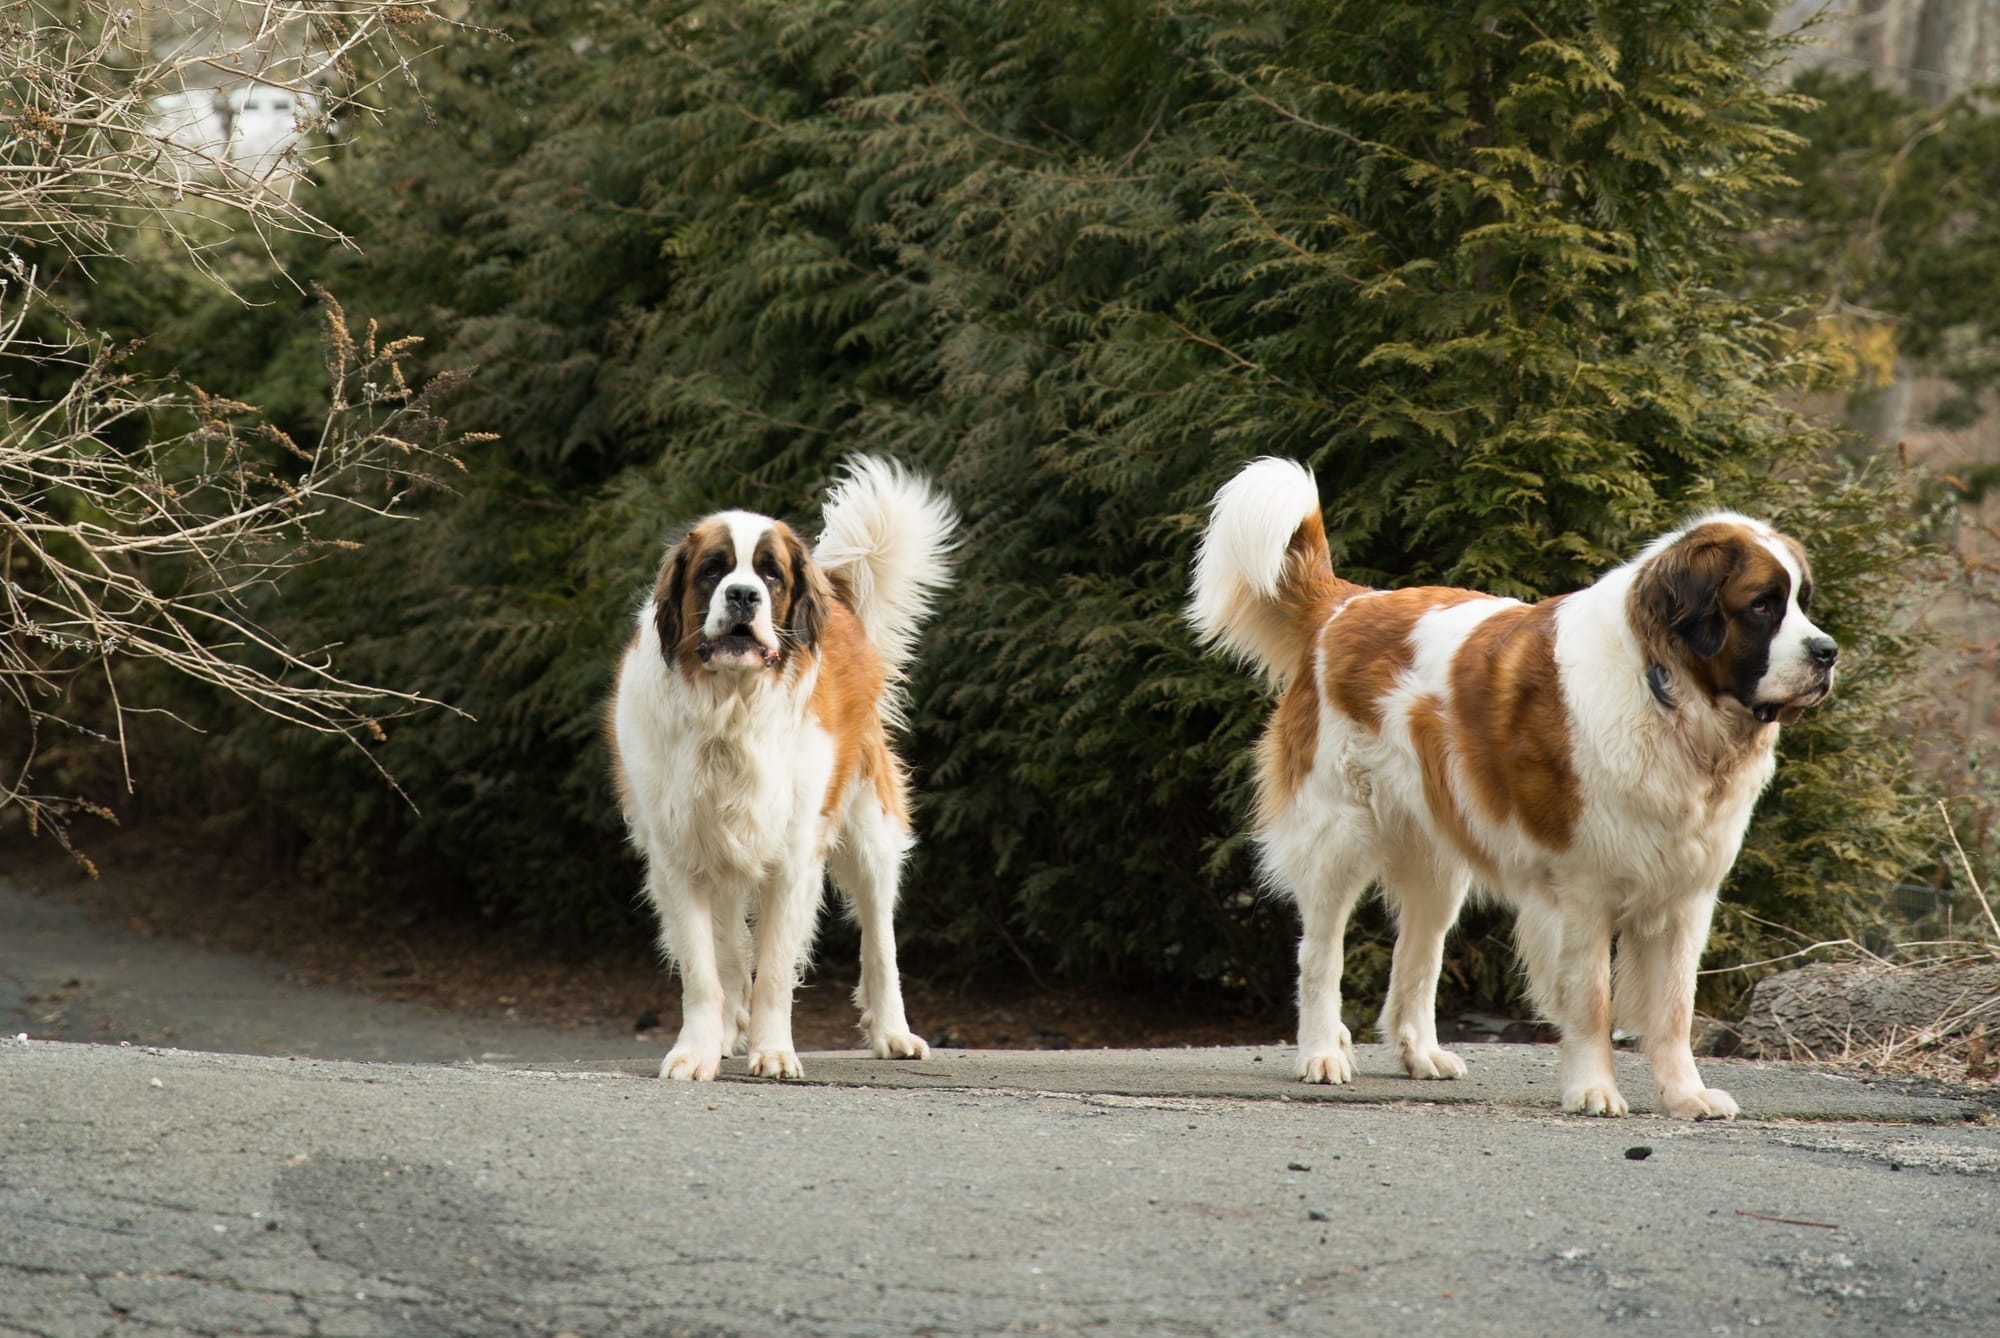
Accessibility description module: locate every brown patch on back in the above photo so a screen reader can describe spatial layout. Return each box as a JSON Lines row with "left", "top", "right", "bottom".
{"left": 1320, "top": 587, "right": 1486, "bottom": 732}
{"left": 1446, "top": 598, "right": 1580, "bottom": 852}
{"left": 825, "top": 567, "right": 859, "bottom": 613}
{"left": 1277, "top": 511, "right": 1367, "bottom": 645}
{"left": 1247, "top": 512, "right": 1370, "bottom": 817}
{"left": 809, "top": 599, "right": 908, "bottom": 827}
{"left": 1256, "top": 580, "right": 1487, "bottom": 821}
{"left": 1407, "top": 694, "right": 1501, "bottom": 883}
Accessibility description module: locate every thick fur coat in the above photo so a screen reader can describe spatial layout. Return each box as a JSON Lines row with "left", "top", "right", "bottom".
{"left": 1189, "top": 459, "right": 1838, "bottom": 1117}
{"left": 609, "top": 458, "right": 956, "bottom": 1081}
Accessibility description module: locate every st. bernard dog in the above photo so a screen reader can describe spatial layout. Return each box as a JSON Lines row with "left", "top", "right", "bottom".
{"left": 608, "top": 457, "right": 956, "bottom": 1081}
{"left": 1189, "top": 458, "right": 1838, "bottom": 1117}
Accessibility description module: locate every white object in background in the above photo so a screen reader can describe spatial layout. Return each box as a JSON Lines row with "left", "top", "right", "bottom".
{"left": 227, "top": 84, "right": 320, "bottom": 178}
{"left": 145, "top": 89, "right": 229, "bottom": 185}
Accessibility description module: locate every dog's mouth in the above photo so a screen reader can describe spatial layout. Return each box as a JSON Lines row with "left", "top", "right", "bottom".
{"left": 1750, "top": 690, "right": 1828, "bottom": 727}
{"left": 696, "top": 624, "right": 781, "bottom": 669}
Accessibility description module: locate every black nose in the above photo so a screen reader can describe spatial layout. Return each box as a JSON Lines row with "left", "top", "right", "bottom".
{"left": 723, "top": 583, "right": 760, "bottom": 614}
{"left": 1807, "top": 635, "right": 1838, "bottom": 667}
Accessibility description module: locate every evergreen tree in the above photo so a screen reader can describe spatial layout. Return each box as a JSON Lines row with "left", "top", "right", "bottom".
{"left": 124, "top": 0, "right": 1928, "bottom": 1012}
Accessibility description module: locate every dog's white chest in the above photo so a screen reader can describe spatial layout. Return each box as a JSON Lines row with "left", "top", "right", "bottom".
{"left": 679, "top": 717, "right": 795, "bottom": 880}
{"left": 616, "top": 656, "right": 834, "bottom": 884}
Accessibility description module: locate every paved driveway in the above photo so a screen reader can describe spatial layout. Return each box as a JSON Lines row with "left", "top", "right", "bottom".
{"left": 3, "top": 1038, "right": 1994, "bottom": 1336}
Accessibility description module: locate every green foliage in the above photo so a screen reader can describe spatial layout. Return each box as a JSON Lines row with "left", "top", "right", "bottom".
{"left": 1758, "top": 68, "right": 2000, "bottom": 411}
{"left": 1749, "top": 68, "right": 2000, "bottom": 938}
{"left": 113, "top": 0, "right": 1928, "bottom": 1010}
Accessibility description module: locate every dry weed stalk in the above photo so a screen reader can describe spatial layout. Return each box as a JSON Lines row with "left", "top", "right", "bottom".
{"left": 1937, "top": 798, "right": 2000, "bottom": 949}
{"left": 1814, "top": 993, "right": 2000, "bottom": 1082}
{"left": 2, "top": 2, "right": 492, "bottom": 859}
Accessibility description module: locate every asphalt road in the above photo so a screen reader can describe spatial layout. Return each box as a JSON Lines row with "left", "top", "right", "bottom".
{"left": 3, "top": 875, "right": 1998, "bottom": 1336}
{"left": 0, "top": 876, "right": 665, "bottom": 1067}
{"left": 5, "top": 1037, "right": 1997, "bottom": 1337}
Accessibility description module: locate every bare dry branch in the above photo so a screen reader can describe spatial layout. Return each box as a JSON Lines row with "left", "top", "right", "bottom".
{"left": 2, "top": 2, "right": 492, "bottom": 853}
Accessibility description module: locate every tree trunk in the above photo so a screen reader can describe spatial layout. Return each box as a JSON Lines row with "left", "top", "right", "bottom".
{"left": 1733, "top": 961, "right": 2000, "bottom": 1061}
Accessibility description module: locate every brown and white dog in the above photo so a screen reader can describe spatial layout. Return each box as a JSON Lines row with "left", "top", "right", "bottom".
{"left": 1188, "top": 459, "right": 1838, "bottom": 1117}
{"left": 608, "top": 457, "right": 956, "bottom": 1081}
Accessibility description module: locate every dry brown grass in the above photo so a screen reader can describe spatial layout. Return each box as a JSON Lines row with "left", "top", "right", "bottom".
{"left": 1705, "top": 800, "right": 2000, "bottom": 1083}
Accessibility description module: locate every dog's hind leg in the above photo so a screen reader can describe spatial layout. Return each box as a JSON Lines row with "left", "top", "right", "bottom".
{"left": 1377, "top": 844, "right": 1470, "bottom": 1080}
{"left": 827, "top": 785, "right": 928, "bottom": 1061}
{"left": 1264, "top": 805, "right": 1377, "bottom": 1084}
{"left": 714, "top": 914, "right": 753, "bottom": 1056}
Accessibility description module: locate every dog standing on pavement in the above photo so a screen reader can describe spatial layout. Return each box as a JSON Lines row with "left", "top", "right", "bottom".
{"left": 609, "top": 457, "right": 956, "bottom": 1081}
{"left": 1188, "top": 458, "right": 1837, "bottom": 1116}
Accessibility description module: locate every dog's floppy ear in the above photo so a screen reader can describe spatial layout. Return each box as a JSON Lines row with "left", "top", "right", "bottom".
{"left": 1637, "top": 529, "right": 1736, "bottom": 660}
{"left": 651, "top": 529, "right": 693, "bottom": 662}
{"left": 786, "top": 529, "right": 832, "bottom": 653}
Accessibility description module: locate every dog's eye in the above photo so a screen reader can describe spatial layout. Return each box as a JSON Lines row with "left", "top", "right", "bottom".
{"left": 759, "top": 563, "right": 784, "bottom": 590}
{"left": 698, "top": 558, "right": 727, "bottom": 584}
{"left": 1749, "top": 594, "right": 1777, "bottom": 619}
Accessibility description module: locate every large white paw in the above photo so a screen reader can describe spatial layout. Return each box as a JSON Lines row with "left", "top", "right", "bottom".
{"left": 746, "top": 1046, "right": 804, "bottom": 1079}
{"left": 660, "top": 1047, "right": 720, "bottom": 1082}
{"left": 1400, "top": 1043, "right": 1467, "bottom": 1081}
{"left": 1299, "top": 1022, "right": 1356, "bottom": 1084}
{"left": 1661, "top": 1085, "right": 1739, "bottom": 1120}
{"left": 1299, "top": 1046, "right": 1355, "bottom": 1084}
{"left": 870, "top": 1029, "right": 929, "bottom": 1060}
{"left": 1561, "top": 1083, "right": 1630, "bottom": 1117}
{"left": 1301, "top": 1050, "right": 1355, "bottom": 1084}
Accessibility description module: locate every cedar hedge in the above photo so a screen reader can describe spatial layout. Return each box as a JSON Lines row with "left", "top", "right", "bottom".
{"left": 96, "top": 1, "right": 1930, "bottom": 1013}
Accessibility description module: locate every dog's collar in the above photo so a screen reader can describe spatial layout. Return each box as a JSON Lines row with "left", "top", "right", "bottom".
{"left": 1645, "top": 662, "right": 1677, "bottom": 712}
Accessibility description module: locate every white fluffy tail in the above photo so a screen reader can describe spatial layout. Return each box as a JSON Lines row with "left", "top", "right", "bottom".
{"left": 1187, "top": 457, "right": 1333, "bottom": 687}
{"left": 815, "top": 455, "right": 958, "bottom": 684}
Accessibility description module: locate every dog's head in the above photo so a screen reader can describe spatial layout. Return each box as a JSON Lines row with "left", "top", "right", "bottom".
{"left": 652, "top": 511, "right": 830, "bottom": 676}
{"left": 1631, "top": 515, "right": 1837, "bottom": 726}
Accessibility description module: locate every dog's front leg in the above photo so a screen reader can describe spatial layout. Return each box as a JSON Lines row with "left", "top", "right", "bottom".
{"left": 1516, "top": 895, "right": 1626, "bottom": 1115}
{"left": 1618, "top": 895, "right": 1737, "bottom": 1119}
{"left": 654, "top": 870, "right": 734, "bottom": 1082}
{"left": 744, "top": 857, "right": 827, "bottom": 1079}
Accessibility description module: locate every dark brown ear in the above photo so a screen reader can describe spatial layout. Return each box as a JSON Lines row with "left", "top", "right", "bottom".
{"left": 786, "top": 532, "right": 832, "bottom": 653}
{"left": 1636, "top": 531, "right": 1735, "bottom": 659}
{"left": 651, "top": 532, "right": 692, "bottom": 662}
